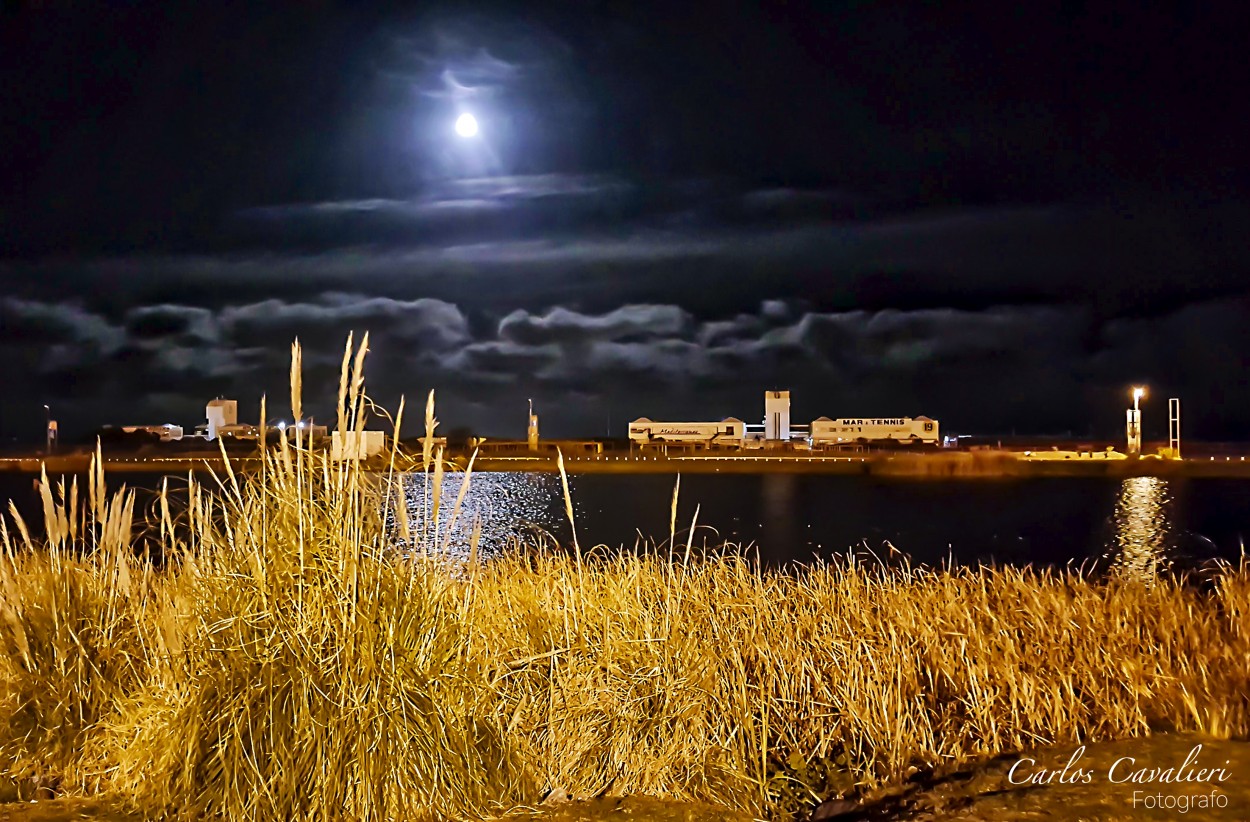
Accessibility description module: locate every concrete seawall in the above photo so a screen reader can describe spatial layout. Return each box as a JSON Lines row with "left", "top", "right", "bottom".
{"left": 471, "top": 452, "right": 1250, "bottom": 478}
{"left": 3, "top": 451, "right": 1249, "bottom": 479}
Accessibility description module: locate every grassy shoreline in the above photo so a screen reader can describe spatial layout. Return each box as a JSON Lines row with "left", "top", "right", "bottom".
{"left": 4, "top": 493, "right": 1246, "bottom": 819}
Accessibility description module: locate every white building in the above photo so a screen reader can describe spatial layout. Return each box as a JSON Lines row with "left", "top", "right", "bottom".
{"left": 629, "top": 417, "right": 745, "bottom": 447}
{"left": 764, "top": 390, "right": 791, "bottom": 441}
{"left": 628, "top": 390, "right": 940, "bottom": 450}
{"left": 217, "top": 424, "right": 261, "bottom": 441}
{"left": 810, "top": 416, "right": 939, "bottom": 445}
{"left": 121, "top": 424, "right": 184, "bottom": 442}
{"left": 276, "top": 422, "right": 328, "bottom": 442}
{"left": 206, "top": 399, "right": 239, "bottom": 441}
{"left": 331, "top": 430, "right": 388, "bottom": 461}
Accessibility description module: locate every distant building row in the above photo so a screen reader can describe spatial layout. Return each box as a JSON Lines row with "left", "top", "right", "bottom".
{"left": 119, "top": 398, "right": 386, "bottom": 461}
{"left": 629, "top": 391, "right": 939, "bottom": 447}
{"left": 809, "top": 416, "right": 938, "bottom": 444}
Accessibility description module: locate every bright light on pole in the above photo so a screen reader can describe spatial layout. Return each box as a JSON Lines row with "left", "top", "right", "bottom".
{"left": 1126, "top": 386, "right": 1146, "bottom": 456}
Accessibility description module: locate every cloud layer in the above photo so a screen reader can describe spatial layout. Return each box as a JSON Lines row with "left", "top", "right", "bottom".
{"left": 6, "top": 287, "right": 1247, "bottom": 442}
{"left": 3, "top": 176, "right": 1249, "bottom": 442}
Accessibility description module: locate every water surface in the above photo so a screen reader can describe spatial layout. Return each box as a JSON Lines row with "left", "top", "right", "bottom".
{"left": 400, "top": 472, "right": 1250, "bottom": 570}
{"left": 4, "top": 471, "right": 1248, "bottom": 570}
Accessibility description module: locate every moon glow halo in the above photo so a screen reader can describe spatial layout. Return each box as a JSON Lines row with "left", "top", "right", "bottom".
{"left": 455, "top": 113, "right": 479, "bottom": 138}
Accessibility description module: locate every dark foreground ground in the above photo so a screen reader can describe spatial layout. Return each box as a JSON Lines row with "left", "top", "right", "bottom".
{"left": 3, "top": 733, "right": 1246, "bottom": 821}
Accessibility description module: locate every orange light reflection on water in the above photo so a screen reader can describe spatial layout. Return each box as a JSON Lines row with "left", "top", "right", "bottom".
{"left": 1108, "top": 476, "right": 1173, "bottom": 581}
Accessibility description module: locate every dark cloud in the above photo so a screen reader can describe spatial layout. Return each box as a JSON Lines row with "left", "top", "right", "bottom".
{"left": 1093, "top": 299, "right": 1250, "bottom": 392}
{"left": 498, "top": 305, "right": 690, "bottom": 346}
{"left": 230, "top": 174, "right": 638, "bottom": 249}
{"left": 1, "top": 298, "right": 126, "bottom": 372}
{"left": 380, "top": 15, "right": 573, "bottom": 102}
{"left": 8, "top": 190, "right": 1250, "bottom": 328}
{"left": 697, "top": 313, "right": 768, "bottom": 347}
{"left": 4, "top": 174, "right": 1249, "bottom": 445}
{"left": 220, "top": 294, "right": 470, "bottom": 360}
{"left": 446, "top": 341, "right": 561, "bottom": 379}
{"left": 125, "top": 305, "right": 218, "bottom": 344}
{"left": 9, "top": 289, "right": 1244, "bottom": 442}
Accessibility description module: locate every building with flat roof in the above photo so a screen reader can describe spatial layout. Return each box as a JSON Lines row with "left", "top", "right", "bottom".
{"left": 630, "top": 391, "right": 940, "bottom": 449}
{"left": 206, "top": 398, "right": 239, "bottom": 441}
{"left": 120, "top": 424, "right": 184, "bottom": 442}
{"left": 629, "top": 418, "right": 745, "bottom": 447}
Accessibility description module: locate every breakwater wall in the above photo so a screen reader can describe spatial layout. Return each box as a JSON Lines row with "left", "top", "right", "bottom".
{"left": 468, "top": 452, "right": 1250, "bottom": 478}
{"left": 3, "top": 451, "right": 1249, "bottom": 479}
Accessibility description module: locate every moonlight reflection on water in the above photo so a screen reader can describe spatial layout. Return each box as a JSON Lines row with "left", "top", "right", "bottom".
{"left": 341, "top": 471, "right": 1250, "bottom": 568}
{"left": 396, "top": 471, "right": 565, "bottom": 559}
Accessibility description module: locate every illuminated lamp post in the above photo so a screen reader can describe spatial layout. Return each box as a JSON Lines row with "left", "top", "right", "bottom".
{"left": 1126, "top": 386, "right": 1145, "bottom": 456}
{"left": 528, "top": 399, "right": 539, "bottom": 452}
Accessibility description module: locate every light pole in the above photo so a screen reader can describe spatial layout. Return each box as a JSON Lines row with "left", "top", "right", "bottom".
{"left": 1126, "top": 386, "right": 1145, "bottom": 456}
{"left": 43, "top": 404, "right": 50, "bottom": 454}
{"left": 527, "top": 398, "right": 539, "bottom": 452}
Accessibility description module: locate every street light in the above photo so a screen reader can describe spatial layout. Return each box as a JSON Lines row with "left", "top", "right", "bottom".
{"left": 43, "top": 405, "right": 50, "bottom": 454}
{"left": 527, "top": 398, "right": 539, "bottom": 452}
{"left": 1126, "top": 386, "right": 1146, "bottom": 456}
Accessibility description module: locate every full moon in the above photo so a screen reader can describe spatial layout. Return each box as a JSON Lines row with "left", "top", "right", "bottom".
{"left": 454, "top": 113, "right": 479, "bottom": 138}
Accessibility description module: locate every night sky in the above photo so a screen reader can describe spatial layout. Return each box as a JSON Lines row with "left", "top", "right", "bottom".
{"left": 3, "top": 2, "right": 1249, "bottom": 444}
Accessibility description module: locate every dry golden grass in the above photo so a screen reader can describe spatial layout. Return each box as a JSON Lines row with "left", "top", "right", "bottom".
{"left": 1, "top": 335, "right": 1247, "bottom": 820}
{"left": 0, "top": 459, "right": 154, "bottom": 795}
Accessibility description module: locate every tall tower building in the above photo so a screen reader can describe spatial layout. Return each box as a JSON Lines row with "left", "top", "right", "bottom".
{"left": 206, "top": 398, "right": 238, "bottom": 441}
{"left": 764, "top": 390, "right": 790, "bottom": 441}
